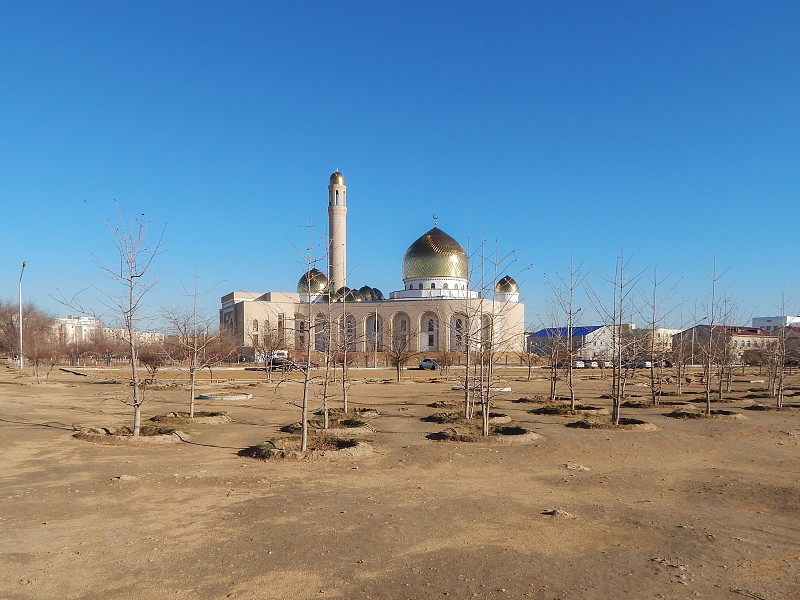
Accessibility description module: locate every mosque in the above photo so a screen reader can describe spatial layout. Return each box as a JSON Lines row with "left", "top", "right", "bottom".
{"left": 219, "top": 171, "right": 525, "bottom": 359}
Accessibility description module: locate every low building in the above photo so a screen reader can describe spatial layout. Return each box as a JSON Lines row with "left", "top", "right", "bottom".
{"left": 672, "top": 325, "right": 776, "bottom": 363}
{"left": 635, "top": 328, "right": 682, "bottom": 353}
{"left": 53, "top": 315, "right": 164, "bottom": 346}
{"left": 527, "top": 324, "right": 635, "bottom": 359}
{"left": 752, "top": 316, "right": 800, "bottom": 332}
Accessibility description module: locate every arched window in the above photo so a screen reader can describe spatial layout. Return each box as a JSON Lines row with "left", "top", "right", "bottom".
{"left": 335, "top": 190, "right": 339, "bottom": 205}
{"left": 450, "top": 315, "right": 466, "bottom": 352}
{"left": 418, "top": 283, "right": 423, "bottom": 290}
{"left": 428, "top": 318, "right": 434, "bottom": 332}
{"left": 443, "top": 283, "right": 448, "bottom": 289}
{"left": 252, "top": 320, "right": 259, "bottom": 332}
{"left": 431, "top": 283, "right": 436, "bottom": 289}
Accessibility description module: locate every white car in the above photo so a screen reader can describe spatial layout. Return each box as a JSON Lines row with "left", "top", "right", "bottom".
{"left": 418, "top": 358, "right": 439, "bottom": 370}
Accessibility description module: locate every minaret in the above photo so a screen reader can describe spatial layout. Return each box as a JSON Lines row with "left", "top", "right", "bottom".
{"left": 328, "top": 171, "right": 347, "bottom": 291}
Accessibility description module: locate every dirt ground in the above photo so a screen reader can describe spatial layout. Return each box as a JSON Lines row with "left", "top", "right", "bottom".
{"left": 1, "top": 363, "right": 799, "bottom": 599}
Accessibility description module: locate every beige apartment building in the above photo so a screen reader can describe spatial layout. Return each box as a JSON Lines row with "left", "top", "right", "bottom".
{"left": 220, "top": 172, "right": 525, "bottom": 359}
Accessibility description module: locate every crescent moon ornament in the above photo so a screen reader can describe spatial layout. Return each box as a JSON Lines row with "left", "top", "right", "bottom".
{"left": 432, "top": 214, "right": 438, "bottom": 226}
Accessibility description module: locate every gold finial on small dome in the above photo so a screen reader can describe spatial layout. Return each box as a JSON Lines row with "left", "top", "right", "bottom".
{"left": 330, "top": 170, "right": 345, "bottom": 185}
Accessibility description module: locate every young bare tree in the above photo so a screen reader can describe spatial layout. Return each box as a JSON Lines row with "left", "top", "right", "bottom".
{"left": 516, "top": 347, "right": 539, "bottom": 381}
{"left": 64, "top": 204, "right": 165, "bottom": 436}
{"left": 697, "top": 258, "right": 732, "bottom": 415}
{"left": 200, "top": 329, "right": 238, "bottom": 380}
{"left": 163, "top": 277, "right": 226, "bottom": 417}
{"left": 24, "top": 309, "right": 61, "bottom": 383}
{"left": 547, "top": 256, "right": 585, "bottom": 410}
{"left": 251, "top": 321, "right": 287, "bottom": 383}
{"left": 292, "top": 221, "right": 326, "bottom": 451}
{"left": 473, "top": 238, "right": 522, "bottom": 435}
{"left": 386, "top": 324, "right": 418, "bottom": 382}
{"left": 586, "top": 249, "right": 643, "bottom": 425}
{"left": 138, "top": 342, "right": 165, "bottom": 384}
{"left": 638, "top": 266, "right": 678, "bottom": 406}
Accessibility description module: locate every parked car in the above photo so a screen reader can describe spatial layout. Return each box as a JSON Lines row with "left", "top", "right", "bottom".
{"left": 600, "top": 360, "right": 612, "bottom": 369}
{"left": 586, "top": 360, "right": 599, "bottom": 368}
{"left": 572, "top": 360, "right": 585, "bottom": 369}
{"left": 418, "top": 358, "right": 439, "bottom": 370}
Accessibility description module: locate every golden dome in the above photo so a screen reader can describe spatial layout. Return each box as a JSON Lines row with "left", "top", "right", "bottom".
{"left": 335, "top": 286, "right": 363, "bottom": 302}
{"left": 297, "top": 268, "right": 328, "bottom": 294}
{"left": 402, "top": 227, "right": 468, "bottom": 280}
{"left": 329, "top": 171, "right": 345, "bottom": 185}
{"left": 495, "top": 275, "right": 519, "bottom": 294}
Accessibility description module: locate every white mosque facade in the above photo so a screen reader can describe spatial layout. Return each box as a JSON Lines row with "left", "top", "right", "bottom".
{"left": 219, "top": 172, "right": 525, "bottom": 359}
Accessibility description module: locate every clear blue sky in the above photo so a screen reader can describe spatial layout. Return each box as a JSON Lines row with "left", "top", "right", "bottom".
{"left": 1, "top": 1, "right": 798, "bottom": 330}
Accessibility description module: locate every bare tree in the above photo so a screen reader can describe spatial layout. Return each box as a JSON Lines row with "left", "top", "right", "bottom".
{"left": 386, "top": 324, "right": 419, "bottom": 382}
{"left": 200, "top": 329, "right": 238, "bottom": 380}
{"left": 697, "top": 258, "right": 732, "bottom": 415}
{"left": 547, "top": 256, "right": 585, "bottom": 410}
{"left": 138, "top": 343, "right": 165, "bottom": 384}
{"left": 251, "top": 319, "right": 287, "bottom": 383}
{"left": 162, "top": 273, "right": 226, "bottom": 417}
{"left": 586, "top": 249, "right": 643, "bottom": 425}
{"left": 638, "top": 266, "right": 677, "bottom": 406}
{"left": 291, "top": 221, "right": 326, "bottom": 451}
{"left": 0, "top": 300, "right": 57, "bottom": 370}
{"left": 516, "top": 348, "right": 539, "bottom": 381}
{"left": 63, "top": 203, "right": 166, "bottom": 436}
{"left": 473, "top": 237, "right": 522, "bottom": 436}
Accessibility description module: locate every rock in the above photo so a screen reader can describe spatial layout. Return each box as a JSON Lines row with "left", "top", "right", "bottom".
{"left": 114, "top": 475, "right": 138, "bottom": 482}
{"left": 541, "top": 509, "right": 577, "bottom": 518}
{"left": 565, "top": 463, "right": 590, "bottom": 471}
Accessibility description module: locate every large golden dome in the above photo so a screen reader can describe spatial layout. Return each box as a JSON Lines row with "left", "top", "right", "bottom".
{"left": 402, "top": 227, "right": 469, "bottom": 280}
{"left": 329, "top": 171, "right": 345, "bottom": 185}
{"left": 297, "top": 268, "right": 328, "bottom": 294}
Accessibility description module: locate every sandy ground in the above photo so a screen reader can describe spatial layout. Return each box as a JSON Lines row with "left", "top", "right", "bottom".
{"left": 1, "top": 363, "right": 799, "bottom": 600}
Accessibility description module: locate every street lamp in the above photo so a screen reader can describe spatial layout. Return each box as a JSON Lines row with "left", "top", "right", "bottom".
{"left": 18, "top": 261, "right": 26, "bottom": 369}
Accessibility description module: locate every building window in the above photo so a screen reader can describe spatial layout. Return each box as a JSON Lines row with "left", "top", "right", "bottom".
{"left": 418, "top": 283, "right": 423, "bottom": 290}
{"left": 431, "top": 283, "right": 436, "bottom": 289}
{"left": 428, "top": 334, "right": 434, "bottom": 346}
{"left": 252, "top": 334, "right": 258, "bottom": 346}
{"left": 252, "top": 320, "right": 258, "bottom": 332}
{"left": 443, "top": 283, "right": 448, "bottom": 289}
{"left": 277, "top": 313, "right": 285, "bottom": 344}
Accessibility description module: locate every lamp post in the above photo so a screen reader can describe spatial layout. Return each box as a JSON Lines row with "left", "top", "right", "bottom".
{"left": 18, "top": 261, "right": 26, "bottom": 369}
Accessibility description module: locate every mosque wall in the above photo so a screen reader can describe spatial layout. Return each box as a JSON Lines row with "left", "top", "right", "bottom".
{"left": 225, "top": 296, "right": 525, "bottom": 357}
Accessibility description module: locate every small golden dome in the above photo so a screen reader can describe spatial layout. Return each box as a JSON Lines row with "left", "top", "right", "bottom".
{"left": 297, "top": 268, "right": 328, "bottom": 294}
{"left": 329, "top": 171, "right": 345, "bottom": 185}
{"left": 402, "top": 227, "right": 468, "bottom": 281}
{"left": 495, "top": 275, "right": 519, "bottom": 294}
{"left": 335, "top": 286, "right": 363, "bottom": 302}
